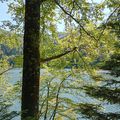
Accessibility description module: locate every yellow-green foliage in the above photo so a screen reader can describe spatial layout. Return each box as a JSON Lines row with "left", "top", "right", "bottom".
{"left": 13, "top": 55, "right": 23, "bottom": 67}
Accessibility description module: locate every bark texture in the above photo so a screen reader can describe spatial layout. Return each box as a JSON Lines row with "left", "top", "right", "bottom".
{"left": 22, "top": 0, "right": 40, "bottom": 119}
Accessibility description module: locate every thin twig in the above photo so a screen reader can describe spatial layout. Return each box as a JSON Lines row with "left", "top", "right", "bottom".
{"left": 39, "top": 98, "right": 46, "bottom": 118}
{"left": 76, "top": 50, "right": 92, "bottom": 74}
{"left": 54, "top": 0, "right": 98, "bottom": 41}
{"left": 98, "top": 7, "right": 120, "bottom": 41}
{"left": 0, "top": 67, "right": 14, "bottom": 76}
{"left": 49, "top": 74, "right": 71, "bottom": 120}
{"left": 44, "top": 81, "right": 50, "bottom": 120}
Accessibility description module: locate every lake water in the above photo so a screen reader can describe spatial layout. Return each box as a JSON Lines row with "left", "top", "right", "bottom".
{"left": 1, "top": 68, "right": 120, "bottom": 120}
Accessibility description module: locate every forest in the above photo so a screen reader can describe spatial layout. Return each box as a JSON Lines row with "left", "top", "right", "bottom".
{"left": 0, "top": 0, "right": 120, "bottom": 120}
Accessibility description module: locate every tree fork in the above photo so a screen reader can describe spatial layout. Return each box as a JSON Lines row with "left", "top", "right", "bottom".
{"left": 22, "top": 0, "right": 40, "bottom": 119}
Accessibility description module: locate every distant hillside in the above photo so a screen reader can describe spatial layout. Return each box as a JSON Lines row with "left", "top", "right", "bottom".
{"left": 0, "top": 28, "right": 23, "bottom": 58}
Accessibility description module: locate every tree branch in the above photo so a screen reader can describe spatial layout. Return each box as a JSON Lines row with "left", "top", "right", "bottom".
{"left": 44, "top": 81, "right": 50, "bottom": 120}
{"left": 54, "top": 0, "right": 98, "bottom": 41}
{"left": 40, "top": 47, "right": 77, "bottom": 63}
{"left": 98, "top": 7, "right": 119, "bottom": 41}
{"left": 49, "top": 74, "right": 71, "bottom": 120}
{"left": 0, "top": 67, "right": 14, "bottom": 76}
{"left": 40, "top": 0, "right": 47, "bottom": 4}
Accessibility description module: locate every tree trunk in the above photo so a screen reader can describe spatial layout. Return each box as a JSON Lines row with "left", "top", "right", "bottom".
{"left": 22, "top": 0, "right": 40, "bottom": 119}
